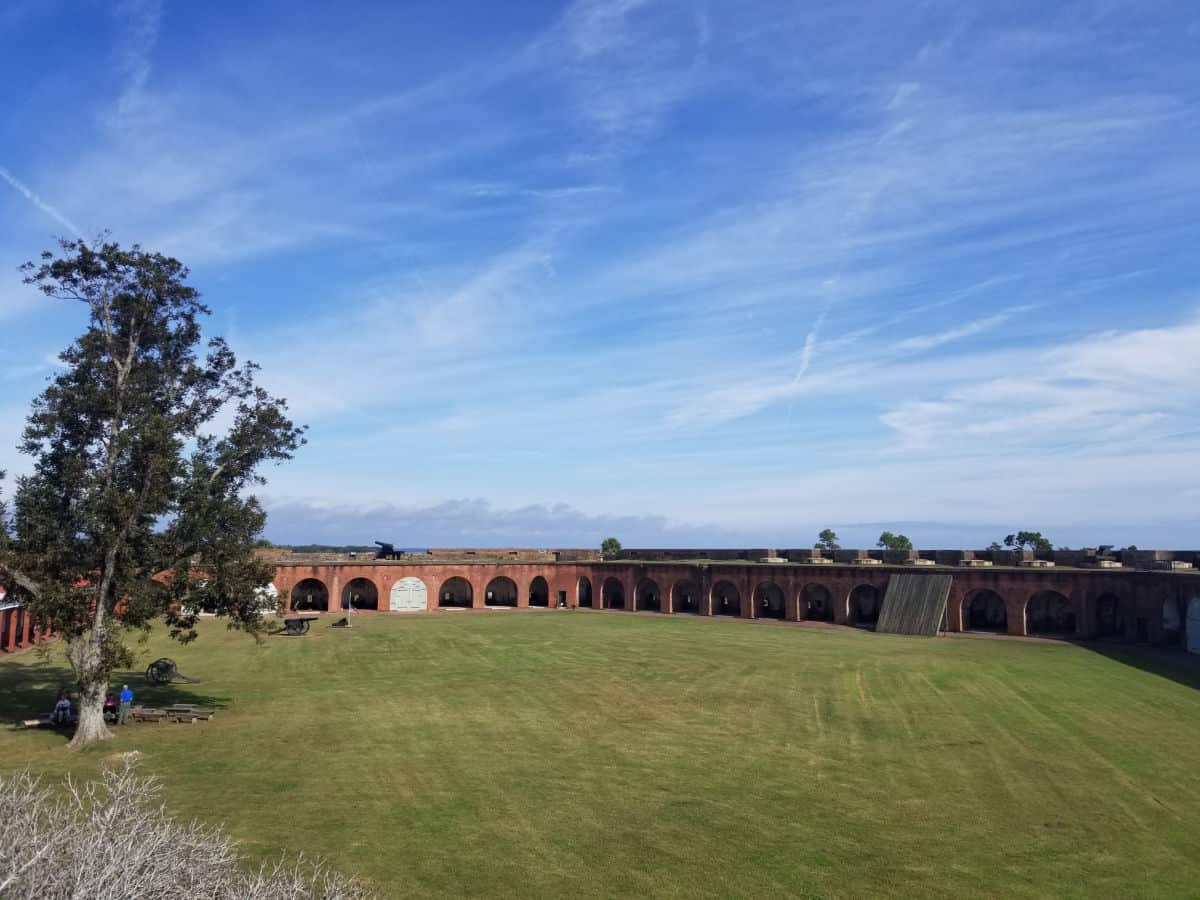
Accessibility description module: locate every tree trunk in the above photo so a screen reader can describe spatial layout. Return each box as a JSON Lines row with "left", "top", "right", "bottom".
{"left": 70, "top": 677, "right": 113, "bottom": 747}
{"left": 66, "top": 633, "right": 114, "bottom": 748}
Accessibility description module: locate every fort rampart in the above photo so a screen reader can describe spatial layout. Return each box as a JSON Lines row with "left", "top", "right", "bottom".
{"left": 271, "top": 554, "right": 1200, "bottom": 647}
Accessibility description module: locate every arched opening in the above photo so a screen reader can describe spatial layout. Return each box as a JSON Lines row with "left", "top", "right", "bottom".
{"left": 389, "top": 576, "right": 428, "bottom": 611}
{"left": 439, "top": 577, "right": 473, "bottom": 609}
{"left": 755, "top": 583, "right": 785, "bottom": 620}
{"left": 290, "top": 578, "right": 329, "bottom": 612}
{"left": 672, "top": 579, "right": 700, "bottom": 614}
{"left": 1163, "top": 596, "right": 1186, "bottom": 648}
{"left": 578, "top": 577, "right": 593, "bottom": 608}
{"left": 635, "top": 578, "right": 661, "bottom": 612}
{"left": 1096, "top": 593, "right": 1125, "bottom": 639}
{"left": 712, "top": 581, "right": 741, "bottom": 617}
{"left": 1027, "top": 590, "right": 1075, "bottom": 636}
{"left": 803, "top": 584, "right": 833, "bottom": 621}
{"left": 849, "top": 584, "right": 882, "bottom": 628}
{"left": 601, "top": 577, "right": 625, "bottom": 610}
{"left": 341, "top": 578, "right": 379, "bottom": 611}
{"left": 966, "top": 590, "right": 1007, "bottom": 632}
{"left": 485, "top": 576, "right": 518, "bottom": 607}
{"left": 528, "top": 576, "right": 550, "bottom": 607}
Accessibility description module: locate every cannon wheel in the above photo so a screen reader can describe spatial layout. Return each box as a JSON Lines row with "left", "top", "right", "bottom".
{"left": 146, "top": 658, "right": 176, "bottom": 684}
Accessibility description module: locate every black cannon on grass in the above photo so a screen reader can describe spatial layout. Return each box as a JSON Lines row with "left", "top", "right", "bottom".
{"left": 145, "top": 657, "right": 201, "bottom": 685}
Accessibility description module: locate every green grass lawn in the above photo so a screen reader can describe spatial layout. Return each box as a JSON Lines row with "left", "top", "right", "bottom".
{"left": 3, "top": 612, "right": 1200, "bottom": 899}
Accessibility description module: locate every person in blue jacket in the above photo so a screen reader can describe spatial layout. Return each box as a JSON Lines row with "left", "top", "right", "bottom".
{"left": 117, "top": 684, "right": 134, "bottom": 725}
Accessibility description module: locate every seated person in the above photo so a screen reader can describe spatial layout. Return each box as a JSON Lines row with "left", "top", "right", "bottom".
{"left": 103, "top": 693, "right": 118, "bottom": 721}
{"left": 51, "top": 694, "right": 72, "bottom": 725}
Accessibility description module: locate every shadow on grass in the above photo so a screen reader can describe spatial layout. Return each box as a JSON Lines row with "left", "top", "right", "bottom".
{"left": 1077, "top": 640, "right": 1200, "bottom": 692}
{"left": 0, "top": 657, "right": 232, "bottom": 744}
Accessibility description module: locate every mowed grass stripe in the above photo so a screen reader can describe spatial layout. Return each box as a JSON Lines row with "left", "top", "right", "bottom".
{"left": 2, "top": 613, "right": 1200, "bottom": 898}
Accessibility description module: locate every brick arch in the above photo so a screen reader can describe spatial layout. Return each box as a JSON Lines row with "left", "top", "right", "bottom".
{"left": 754, "top": 581, "right": 786, "bottom": 620}
{"left": 290, "top": 577, "right": 329, "bottom": 612}
{"left": 635, "top": 577, "right": 662, "bottom": 612}
{"left": 847, "top": 583, "right": 883, "bottom": 628}
{"left": 485, "top": 576, "right": 518, "bottom": 607}
{"left": 528, "top": 575, "right": 550, "bottom": 608}
{"left": 800, "top": 583, "right": 833, "bottom": 621}
{"left": 1026, "top": 589, "right": 1077, "bottom": 636}
{"left": 1093, "top": 590, "right": 1131, "bottom": 639}
{"left": 671, "top": 578, "right": 700, "bottom": 614}
{"left": 576, "top": 576, "right": 593, "bottom": 608}
{"left": 963, "top": 588, "right": 1008, "bottom": 633}
{"left": 711, "top": 580, "right": 741, "bottom": 617}
{"left": 340, "top": 577, "right": 379, "bottom": 611}
{"left": 601, "top": 577, "right": 626, "bottom": 610}
{"left": 438, "top": 576, "right": 473, "bottom": 608}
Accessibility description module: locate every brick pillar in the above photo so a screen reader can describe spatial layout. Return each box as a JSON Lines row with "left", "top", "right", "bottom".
{"left": 2, "top": 609, "right": 14, "bottom": 651}
{"left": 661, "top": 578, "right": 673, "bottom": 614}
{"left": 832, "top": 583, "right": 849, "bottom": 626}
{"left": 1076, "top": 591, "right": 1097, "bottom": 640}
{"left": 1007, "top": 594, "right": 1027, "bottom": 636}
{"left": 18, "top": 609, "right": 32, "bottom": 647}
{"left": 698, "top": 568, "right": 713, "bottom": 616}
{"left": 329, "top": 574, "right": 341, "bottom": 614}
{"left": 786, "top": 579, "right": 803, "bottom": 622}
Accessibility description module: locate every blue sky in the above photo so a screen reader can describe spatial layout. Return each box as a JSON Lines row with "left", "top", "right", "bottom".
{"left": 2, "top": 0, "right": 1199, "bottom": 549}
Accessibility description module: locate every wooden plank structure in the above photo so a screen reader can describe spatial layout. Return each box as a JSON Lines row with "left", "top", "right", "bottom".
{"left": 876, "top": 573, "right": 953, "bottom": 637}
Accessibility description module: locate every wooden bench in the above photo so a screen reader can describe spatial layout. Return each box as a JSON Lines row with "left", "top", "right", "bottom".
{"left": 165, "top": 705, "right": 215, "bottom": 722}
{"left": 130, "top": 707, "right": 168, "bottom": 723}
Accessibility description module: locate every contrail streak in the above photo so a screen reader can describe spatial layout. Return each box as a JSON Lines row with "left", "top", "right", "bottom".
{"left": 0, "top": 165, "right": 84, "bottom": 237}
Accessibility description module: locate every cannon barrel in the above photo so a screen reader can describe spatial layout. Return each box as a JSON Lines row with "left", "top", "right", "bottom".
{"left": 374, "top": 541, "right": 396, "bottom": 559}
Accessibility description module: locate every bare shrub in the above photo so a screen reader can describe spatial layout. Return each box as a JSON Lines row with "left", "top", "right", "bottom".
{"left": 0, "top": 758, "right": 373, "bottom": 899}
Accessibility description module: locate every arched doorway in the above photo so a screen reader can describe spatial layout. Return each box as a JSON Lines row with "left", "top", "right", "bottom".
{"left": 341, "top": 578, "right": 378, "bottom": 611}
{"left": 291, "top": 578, "right": 329, "bottom": 612}
{"left": 712, "top": 581, "right": 741, "bottom": 617}
{"left": 1096, "top": 593, "right": 1124, "bottom": 639}
{"left": 485, "top": 576, "right": 518, "bottom": 607}
{"left": 755, "top": 583, "right": 785, "bottom": 620}
{"left": 439, "top": 577, "right": 473, "bottom": 608}
{"left": 803, "top": 584, "right": 833, "bottom": 621}
{"left": 635, "top": 578, "right": 661, "bottom": 612}
{"left": 849, "top": 584, "right": 882, "bottom": 628}
{"left": 966, "top": 590, "right": 1007, "bottom": 632}
{"left": 1163, "top": 596, "right": 1186, "bottom": 648}
{"left": 389, "top": 577, "right": 428, "bottom": 612}
{"left": 529, "top": 576, "right": 550, "bottom": 607}
{"left": 602, "top": 577, "right": 625, "bottom": 610}
{"left": 672, "top": 579, "right": 700, "bottom": 614}
{"left": 1027, "top": 590, "right": 1074, "bottom": 635}
{"left": 578, "top": 577, "right": 593, "bottom": 608}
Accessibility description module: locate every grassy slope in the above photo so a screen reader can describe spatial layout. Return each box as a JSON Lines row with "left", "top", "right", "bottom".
{"left": 2, "top": 613, "right": 1199, "bottom": 899}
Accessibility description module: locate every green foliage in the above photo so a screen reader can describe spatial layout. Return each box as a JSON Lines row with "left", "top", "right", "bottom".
{"left": 1, "top": 237, "right": 305, "bottom": 744}
{"left": 876, "top": 531, "right": 913, "bottom": 550}
{"left": 1002, "top": 531, "right": 1053, "bottom": 552}
{"left": 600, "top": 537, "right": 622, "bottom": 557}
{"left": 986, "top": 541, "right": 1004, "bottom": 551}
{"left": 815, "top": 528, "right": 840, "bottom": 551}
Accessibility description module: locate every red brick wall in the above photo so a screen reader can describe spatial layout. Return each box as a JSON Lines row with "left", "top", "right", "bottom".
{"left": 270, "top": 561, "right": 1200, "bottom": 646}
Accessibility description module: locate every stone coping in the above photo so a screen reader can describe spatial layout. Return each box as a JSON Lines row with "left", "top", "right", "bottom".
{"left": 272, "top": 558, "right": 1200, "bottom": 576}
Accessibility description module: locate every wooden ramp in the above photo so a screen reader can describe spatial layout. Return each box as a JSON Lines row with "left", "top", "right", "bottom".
{"left": 877, "top": 574, "right": 953, "bottom": 637}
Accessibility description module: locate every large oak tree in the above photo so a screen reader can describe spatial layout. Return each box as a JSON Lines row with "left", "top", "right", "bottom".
{"left": 0, "top": 238, "right": 304, "bottom": 748}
